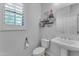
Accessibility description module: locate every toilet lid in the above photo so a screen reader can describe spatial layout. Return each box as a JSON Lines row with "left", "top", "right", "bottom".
{"left": 33, "top": 47, "right": 45, "bottom": 54}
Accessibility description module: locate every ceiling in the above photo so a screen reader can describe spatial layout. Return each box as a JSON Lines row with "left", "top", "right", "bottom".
{"left": 52, "top": 3, "right": 73, "bottom": 9}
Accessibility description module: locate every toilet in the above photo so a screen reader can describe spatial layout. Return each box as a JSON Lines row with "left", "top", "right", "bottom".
{"left": 33, "top": 39, "right": 50, "bottom": 56}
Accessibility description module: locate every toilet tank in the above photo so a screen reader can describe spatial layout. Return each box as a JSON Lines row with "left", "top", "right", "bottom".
{"left": 41, "top": 39, "right": 50, "bottom": 48}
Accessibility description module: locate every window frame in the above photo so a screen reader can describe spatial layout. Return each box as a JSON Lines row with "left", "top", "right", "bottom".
{"left": 4, "top": 3, "right": 24, "bottom": 26}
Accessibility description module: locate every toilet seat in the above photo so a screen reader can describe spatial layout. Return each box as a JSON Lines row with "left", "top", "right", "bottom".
{"left": 33, "top": 47, "right": 45, "bottom": 56}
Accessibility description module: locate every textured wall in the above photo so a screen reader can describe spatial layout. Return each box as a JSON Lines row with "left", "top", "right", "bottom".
{"left": 0, "top": 3, "right": 41, "bottom": 56}
{"left": 41, "top": 3, "right": 79, "bottom": 40}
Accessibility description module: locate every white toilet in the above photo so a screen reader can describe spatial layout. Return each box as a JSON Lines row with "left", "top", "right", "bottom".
{"left": 33, "top": 39, "right": 49, "bottom": 56}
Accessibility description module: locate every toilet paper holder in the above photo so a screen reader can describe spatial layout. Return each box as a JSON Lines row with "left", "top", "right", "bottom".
{"left": 24, "top": 37, "right": 29, "bottom": 49}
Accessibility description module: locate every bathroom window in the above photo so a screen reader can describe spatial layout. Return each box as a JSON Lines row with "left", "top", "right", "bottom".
{"left": 4, "top": 3, "right": 24, "bottom": 26}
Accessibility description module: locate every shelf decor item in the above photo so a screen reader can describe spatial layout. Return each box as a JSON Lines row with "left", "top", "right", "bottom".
{"left": 39, "top": 9, "right": 56, "bottom": 27}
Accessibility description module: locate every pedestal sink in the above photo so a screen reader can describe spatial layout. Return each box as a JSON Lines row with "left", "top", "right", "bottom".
{"left": 58, "top": 39, "right": 74, "bottom": 44}
{"left": 51, "top": 37, "right": 79, "bottom": 56}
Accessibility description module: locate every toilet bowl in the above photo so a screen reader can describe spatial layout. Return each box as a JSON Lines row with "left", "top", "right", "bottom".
{"left": 33, "top": 39, "right": 49, "bottom": 56}
{"left": 33, "top": 47, "right": 45, "bottom": 56}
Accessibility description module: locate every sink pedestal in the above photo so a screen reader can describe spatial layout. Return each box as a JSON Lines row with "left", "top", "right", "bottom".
{"left": 60, "top": 48, "right": 68, "bottom": 56}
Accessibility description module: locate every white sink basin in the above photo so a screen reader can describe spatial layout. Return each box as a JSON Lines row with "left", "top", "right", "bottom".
{"left": 51, "top": 37, "right": 79, "bottom": 51}
{"left": 58, "top": 39, "right": 74, "bottom": 44}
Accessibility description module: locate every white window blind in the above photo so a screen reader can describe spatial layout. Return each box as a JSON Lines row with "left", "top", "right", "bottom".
{"left": 4, "top": 3, "right": 24, "bottom": 26}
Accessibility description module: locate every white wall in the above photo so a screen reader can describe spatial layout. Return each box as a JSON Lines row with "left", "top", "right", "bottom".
{"left": 24, "top": 3, "right": 41, "bottom": 55}
{"left": 40, "top": 3, "right": 57, "bottom": 40}
{"left": 41, "top": 3, "right": 79, "bottom": 40}
{"left": 0, "top": 3, "right": 41, "bottom": 56}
